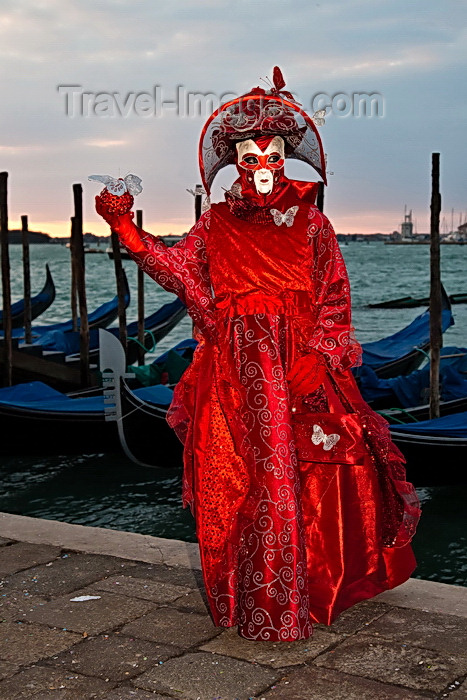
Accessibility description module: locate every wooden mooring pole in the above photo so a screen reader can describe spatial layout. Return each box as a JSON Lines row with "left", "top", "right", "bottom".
{"left": 316, "top": 182, "right": 325, "bottom": 213}
{"left": 429, "top": 153, "right": 442, "bottom": 420}
{"left": 136, "top": 209, "right": 145, "bottom": 366}
{"left": 72, "top": 183, "right": 91, "bottom": 387}
{"left": 70, "top": 216, "right": 78, "bottom": 332}
{"left": 0, "top": 171, "right": 12, "bottom": 386}
{"left": 21, "top": 215, "right": 32, "bottom": 345}
{"left": 195, "top": 184, "right": 203, "bottom": 222}
{"left": 110, "top": 228, "right": 128, "bottom": 356}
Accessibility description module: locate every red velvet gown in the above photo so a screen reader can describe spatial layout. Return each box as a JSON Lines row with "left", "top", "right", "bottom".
{"left": 112, "top": 177, "right": 420, "bottom": 641}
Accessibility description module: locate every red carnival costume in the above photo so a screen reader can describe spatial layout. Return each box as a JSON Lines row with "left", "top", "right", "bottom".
{"left": 94, "top": 68, "right": 420, "bottom": 642}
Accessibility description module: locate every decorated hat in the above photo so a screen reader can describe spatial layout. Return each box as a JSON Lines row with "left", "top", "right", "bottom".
{"left": 199, "top": 66, "right": 327, "bottom": 195}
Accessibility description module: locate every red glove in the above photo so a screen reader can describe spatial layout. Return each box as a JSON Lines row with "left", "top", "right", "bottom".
{"left": 287, "top": 351, "right": 327, "bottom": 396}
{"left": 95, "top": 188, "right": 134, "bottom": 227}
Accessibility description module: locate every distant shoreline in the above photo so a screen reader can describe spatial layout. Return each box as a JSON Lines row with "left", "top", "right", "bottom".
{"left": 6, "top": 230, "right": 464, "bottom": 245}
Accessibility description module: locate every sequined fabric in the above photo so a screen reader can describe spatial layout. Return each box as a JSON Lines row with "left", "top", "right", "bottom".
{"left": 109, "top": 176, "right": 420, "bottom": 641}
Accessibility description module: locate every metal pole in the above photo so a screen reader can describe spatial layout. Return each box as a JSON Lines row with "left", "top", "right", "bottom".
{"left": 72, "top": 183, "right": 90, "bottom": 387}
{"left": 21, "top": 215, "right": 32, "bottom": 345}
{"left": 0, "top": 171, "right": 12, "bottom": 386}
{"left": 136, "top": 209, "right": 145, "bottom": 366}
{"left": 429, "top": 153, "right": 442, "bottom": 420}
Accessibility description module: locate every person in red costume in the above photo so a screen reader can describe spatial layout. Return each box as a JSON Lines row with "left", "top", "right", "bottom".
{"left": 93, "top": 67, "right": 420, "bottom": 642}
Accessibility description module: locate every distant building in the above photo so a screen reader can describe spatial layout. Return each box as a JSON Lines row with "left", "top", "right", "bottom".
{"left": 400, "top": 210, "right": 414, "bottom": 240}
{"left": 443, "top": 221, "right": 467, "bottom": 243}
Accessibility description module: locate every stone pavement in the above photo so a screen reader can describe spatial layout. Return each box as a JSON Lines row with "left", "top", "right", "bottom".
{"left": 0, "top": 513, "right": 467, "bottom": 700}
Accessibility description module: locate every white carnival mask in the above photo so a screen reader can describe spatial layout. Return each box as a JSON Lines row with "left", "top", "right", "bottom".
{"left": 236, "top": 136, "right": 285, "bottom": 195}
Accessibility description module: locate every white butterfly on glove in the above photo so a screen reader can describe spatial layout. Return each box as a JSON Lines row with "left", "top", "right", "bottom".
{"left": 88, "top": 174, "right": 143, "bottom": 197}
{"left": 270, "top": 206, "right": 299, "bottom": 227}
{"left": 311, "top": 424, "right": 341, "bottom": 451}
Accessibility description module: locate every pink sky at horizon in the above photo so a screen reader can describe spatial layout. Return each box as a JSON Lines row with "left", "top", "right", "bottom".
{"left": 5, "top": 209, "right": 423, "bottom": 239}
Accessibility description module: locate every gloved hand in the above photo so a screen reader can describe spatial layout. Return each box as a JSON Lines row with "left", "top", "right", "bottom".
{"left": 95, "top": 188, "right": 134, "bottom": 227}
{"left": 287, "top": 350, "right": 327, "bottom": 396}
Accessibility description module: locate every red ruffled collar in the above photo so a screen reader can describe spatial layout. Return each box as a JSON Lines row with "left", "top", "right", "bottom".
{"left": 224, "top": 177, "right": 319, "bottom": 223}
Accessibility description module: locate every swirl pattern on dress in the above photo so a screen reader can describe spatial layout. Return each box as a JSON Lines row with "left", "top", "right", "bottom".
{"left": 306, "top": 207, "right": 362, "bottom": 371}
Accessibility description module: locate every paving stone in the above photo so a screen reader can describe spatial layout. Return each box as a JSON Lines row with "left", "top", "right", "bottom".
{"left": 322, "top": 599, "right": 393, "bottom": 635}
{"left": 101, "top": 689, "right": 173, "bottom": 700}
{"left": 257, "top": 665, "right": 433, "bottom": 699}
{"left": 376, "top": 578, "right": 467, "bottom": 618}
{"left": 89, "top": 574, "right": 192, "bottom": 604}
{"left": 201, "top": 625, "right": 341, "bottom": 668}
{"left": 133, "top": 651, "right": 279, "bottom": 700}
{"left": 23, "top": 588, "right": 154, "bottom": 635}
{"left": 2, "top": 552, "right": 136, "bottom": 597}
{"left": 450, "top": 678, "right": 467, "bottom": 700}
{"left": 171, "top": 588, "right": 210, "bottom": 615}
{"left": 121, "top": 606, "right": 220, "bottom": 649}
{"left": 0, "top": 543, "right": 61, "bottom": 576}
{"left": 363, "top": 606, "right": 467, "bottom": 656}
{"left": 48, "top": 633, "right": 180, "bottom": 681}
{"left": 0, "top": 589, "right": 48, "bottom": 622}
{"left": 315, "top": 632, "right": 467, "bottom": 693}
{"left": 0, "top": 621, "right": 80, "bottom": 664}
{"left": 0, "top": 660, "right": 20, "bottom": 681}
{"left": 0, "top": 665, "right": 114, "bottom": 699}
{"left": 128, "top": 561, "right": 203, "bottom": 589}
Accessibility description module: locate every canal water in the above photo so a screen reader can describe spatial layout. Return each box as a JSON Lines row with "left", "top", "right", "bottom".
{"left": 0, "top": 241, "right": 466, "bottom": 587}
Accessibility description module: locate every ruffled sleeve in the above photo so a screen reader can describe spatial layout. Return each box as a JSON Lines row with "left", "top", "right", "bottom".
{"left": 111, "top": 210, "right": 217, "bottom": 341}
{"left": 306, "top": 207, "right": 362, "bottom": 372}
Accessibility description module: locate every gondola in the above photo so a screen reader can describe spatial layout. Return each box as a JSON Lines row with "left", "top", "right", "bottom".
{"left": 383, "top": 403, "right": 467, "bottom": 486}
{"left": 99, "top": 330, "right": 193, "bottom": 467}
{"left": 2, "top": 267, "right": 131, "bottom": 342}
{"left": 0, "top": 335, "right": 191, "bottom": 456}
{"left": 358, "top": 346, "right": 467, "bottom": 410}
{"left": 0, "top": 264, "right": 56, "bottom": 330}
{"left": 368, "top": 291, "right": 467, "bottom": 308}
{"left": 0, "top": 378, "right": 175, "bottom": 456}
{"left": 356, "top": 285, "right": 454, "bottom": 379}
{"left": 38, "top": 296, "right": 187, "bottom": 365}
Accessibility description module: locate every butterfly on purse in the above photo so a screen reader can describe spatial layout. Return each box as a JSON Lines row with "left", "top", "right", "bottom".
{"left": 311, "top": 424, "right": 341, "bottom": 451}
{"left": 269, "top": 206, "right": 299, "bottom": 227}
{"left": 88, "top": 173, "right": 143, "bottom": 197}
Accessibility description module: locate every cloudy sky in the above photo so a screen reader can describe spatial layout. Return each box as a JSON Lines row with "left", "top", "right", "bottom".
{"left": 1, "top": 0, "right": 466, "bottom": 237}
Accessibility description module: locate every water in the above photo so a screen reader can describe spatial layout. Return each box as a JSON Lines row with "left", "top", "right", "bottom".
{"left": 1, "top": 241, "right": 466, "bottom": 587}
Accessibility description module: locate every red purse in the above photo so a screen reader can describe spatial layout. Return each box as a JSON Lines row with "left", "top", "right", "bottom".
{"left": 289, "top": 365, "right": 369, "bottom": 464}
{"left": 291, "top": 408, "right": 368, "bottom": 464}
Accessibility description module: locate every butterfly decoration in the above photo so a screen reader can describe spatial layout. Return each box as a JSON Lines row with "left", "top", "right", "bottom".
{"left": 259, "top": 66, "right": 301, "bottom": 105}
{"left": 88, "top": 174, "right": 143, "bottom": 197}
{"left": 311, "top": 424, "right": 341, "bottom": 451}
{"left": 270, "top": 206, "right": 299, "bottom": 227}
{"left": 312, "top": 108, "right": 327, "bottom": 127}
{"left": 187, "top": 186, "right": 211, "bottom": 213}
{"left": 222, "top": 183, "right": 243, "bottom": 199}
{"left": 186, "top": 185, "right": 206, "bottom": 197}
